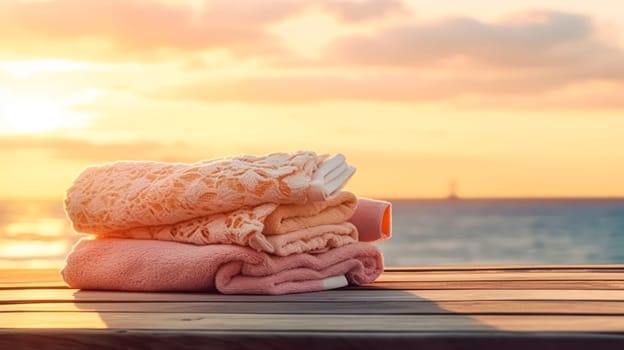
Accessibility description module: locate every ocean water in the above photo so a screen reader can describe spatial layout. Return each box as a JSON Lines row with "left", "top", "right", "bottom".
{"left": 1, "top": 198, "right": 624, "bottom": 268}
{"left": 377, "top": 199, "right": 624, "bottom": 266}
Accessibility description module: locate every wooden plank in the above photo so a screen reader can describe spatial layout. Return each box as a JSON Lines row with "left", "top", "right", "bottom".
{"left": 2, "top": 330, "right": 624, "bottom": 350}
{"left": 0, "top": 312, "right": 492, "bottom": 331}
{"left": 0, "top": 282, "right": 67, "bottom": 289}
{"left": 2, "top": 300, "right": 624, "bottom": 315}
{"left": 3, "top": 288, "right": 624, "bottom": 303}
{"left": 5, "top": 312, "right": 624, "bottom": 332}
{"left": 0, "top": 269, "right": 61, "bottom": 285}
{"left": 384, "top": 265, "right": 624, "bottom": 272}
{"left": 359, "top": 280, "right": 624, "bottom": 290}
{"left": 4, "top": 266, "right": 624, "bottom": 286}
{"left": 4, "top": 268, "right": 624, "bottom": 291}
{"left": 4, "top": 271, "right": 624, "bottom": 290}
{"left": 5, "top": 280, "right": 624, "bottom": 291}
{"left": 376, "top": 272, "right": 624, "bottom": 281}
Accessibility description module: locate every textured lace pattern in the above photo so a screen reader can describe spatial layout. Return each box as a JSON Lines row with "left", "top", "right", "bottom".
{"left": 100, "top": 203, "right": 279, "bottom": 252}
{"left": 97, "top": 191, "right": 359, "bottom": 255}
{"left": 65, "top": 151, "right": 324, "bottom": 234}
{"left": 100, "top": 211, "right": 358, "bottom": 256}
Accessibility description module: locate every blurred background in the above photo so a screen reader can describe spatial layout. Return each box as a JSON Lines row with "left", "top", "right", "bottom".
{"left": 1, "top": 0, "right": 623, "bottom": 269}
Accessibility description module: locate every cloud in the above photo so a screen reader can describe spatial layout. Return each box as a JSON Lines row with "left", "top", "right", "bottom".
{"left": 0, "top": 136, "right": 204, "bottom": 162}
{"left": 2, "top": 3, "right": 622, "bottom": 109}
{"left": 153, "top": 68, "right": 624, "bottom": 108}
{"left": 0, "top": 0, "right": 405, "bottom": 61}
{"left": 0, "top": 0, "right": 304, "bottom": 60}
{"left": 329, "top": 12, "right": 594, "bottom": 64}
{"left": 325, "top": 11, "right": 624, "bottom": 84}
{"left": 153, "top": 10, "right": 624, "bottom": 107}
{"left": 321, "top": 0, "right": 406, "bottom": 22}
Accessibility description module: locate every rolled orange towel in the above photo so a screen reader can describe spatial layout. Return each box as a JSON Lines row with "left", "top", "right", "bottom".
{"left": 349, "top": 198, "right": 392, "bottom": 242}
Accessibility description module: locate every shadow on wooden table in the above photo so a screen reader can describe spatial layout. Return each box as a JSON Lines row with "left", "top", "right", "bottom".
{"left": 49, "top": 287, "right": 606, "bottom": 350}
{"left": 53, "top": 287, "right": 490, "bottom": 349}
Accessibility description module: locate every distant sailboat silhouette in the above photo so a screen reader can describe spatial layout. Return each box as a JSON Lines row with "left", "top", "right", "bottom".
{"left": 447, "top": 179, "right": 459, "bottom": 200}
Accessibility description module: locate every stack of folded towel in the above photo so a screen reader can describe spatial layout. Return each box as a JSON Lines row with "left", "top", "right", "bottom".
{"left": 61, "top": 151, "right": 392, "bottom": 295}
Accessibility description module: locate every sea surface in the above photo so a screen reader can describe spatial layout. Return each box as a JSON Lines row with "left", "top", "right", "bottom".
{"left": 1, "top": 198, "right": 624, "bottom": 269}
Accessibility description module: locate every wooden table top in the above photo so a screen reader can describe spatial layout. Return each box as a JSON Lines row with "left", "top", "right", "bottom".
{"left": 2, "top": 265, "right": 624, "bottom": 349}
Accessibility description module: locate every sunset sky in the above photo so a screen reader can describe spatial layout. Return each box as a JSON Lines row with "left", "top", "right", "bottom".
{"left": 1, "top": 0, "right": 623, "bottom": 199}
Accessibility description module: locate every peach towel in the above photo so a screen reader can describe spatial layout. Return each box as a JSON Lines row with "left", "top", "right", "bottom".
{"left": 101, "top": 220, "right": 358, "bottom": 256}
{"left": 97, "top": 192, "right": 360, "bottom": 255}
{"left": 263, "top": 191, "right": 358, "bottom": 234}
{"left": 61, "top": 239, "right": 383, "bottom": 295}
{"left": 349, "top": 198, "right": 392, "bottom": 242}
{"left": 97, "top": 194, "right": 389, "bottom": 253}
{"left": 266, "top": 223, "right": 358, "bottom": 256}
{"left": 65, "top": 151, "right": 355, "bottom": 235}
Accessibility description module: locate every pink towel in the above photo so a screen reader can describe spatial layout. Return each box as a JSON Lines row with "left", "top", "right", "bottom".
{"left": 61, "top": 239, "right": 383, "bottom": 295}
{"left": 349, "top": 198, "right": 392, "bottom": 242}
{"left": 65, "top": 151, "right": 355, "bottom": 234}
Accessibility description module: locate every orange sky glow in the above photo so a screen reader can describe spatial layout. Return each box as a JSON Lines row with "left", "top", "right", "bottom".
{"left": 1, "top": 0, "right": 623, "bottom": 199}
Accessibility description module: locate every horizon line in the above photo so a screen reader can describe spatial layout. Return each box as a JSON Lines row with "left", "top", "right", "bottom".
{"left": 2, "top": 196, "right": 624, "bottom": 202}
{"left": 385, "top": 196, "right": 624, "bottom": 201}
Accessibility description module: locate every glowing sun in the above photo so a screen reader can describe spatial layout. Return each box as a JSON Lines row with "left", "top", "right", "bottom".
{"left": 0, "top": 96, "right": 91, "bottom": 134}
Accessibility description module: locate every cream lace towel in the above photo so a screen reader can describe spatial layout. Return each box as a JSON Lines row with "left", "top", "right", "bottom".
{"left": 65, "top": 151, "right": 356, "bottom": 255}
{"left": 66, "top": 151, "right": 355, "bottom": 234}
